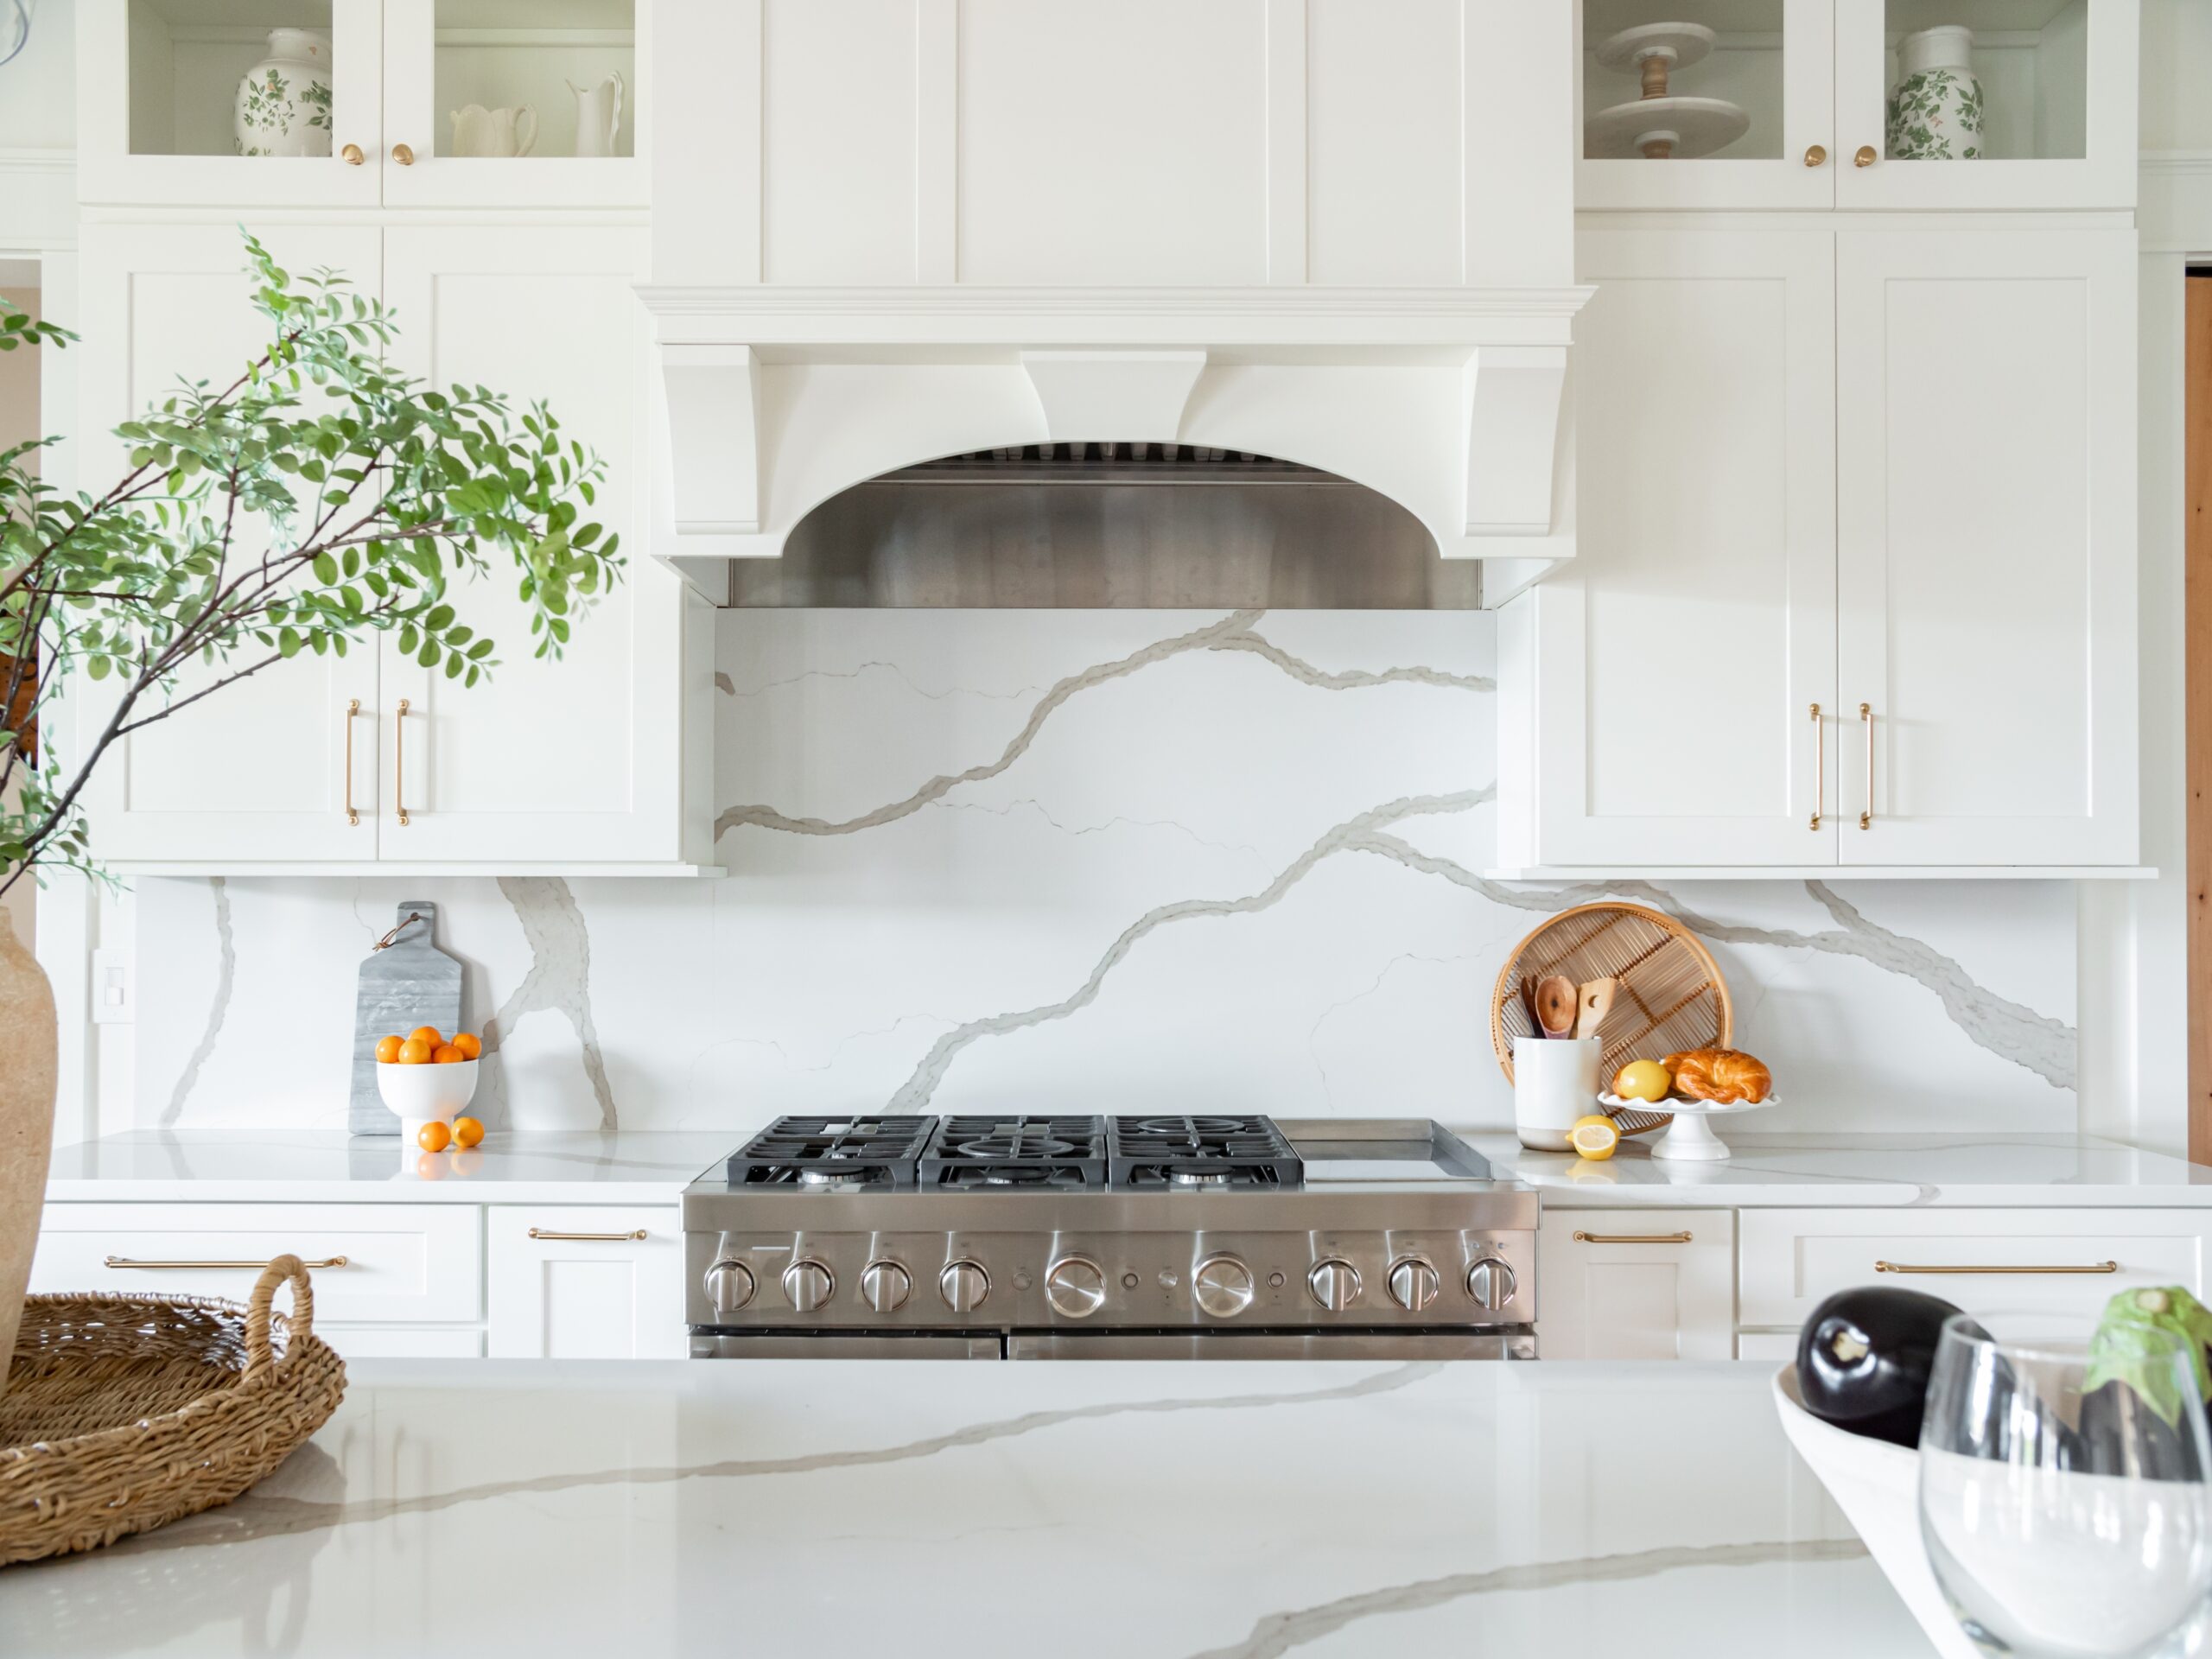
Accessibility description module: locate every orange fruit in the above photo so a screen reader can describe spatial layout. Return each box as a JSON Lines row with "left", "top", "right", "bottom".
{"left": 409, "top": 1026, "right": 444, "bottom": 1049}
{"left": 416, "top": 1120, "right": 452, "bottom": 1153}
{"left": 397, "top": 1037, "right": 433, "bottom": 1065}
{"left": 375, "top": 1034, "right": 403, "bottom": 1065}
{"left": 414, "top": 1150, "right": 448, "bottom": 1180}
{"left": 451, "top": 1033, "right": 482, "bottom": 1060}
{"left": 432, "top": 1043, "right": 465, "bottom": 1065}
{"left": 451, "top": 1116, "right": 484, "bottom": 1149}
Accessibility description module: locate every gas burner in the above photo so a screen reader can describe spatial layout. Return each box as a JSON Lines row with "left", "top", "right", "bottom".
{"left": 919, "top": 1116, "right": 1108, "bottom": 1190}
{"left": 1108, "top": 1114, "right": 1303, "bottom": 1190}
{"left": 727, "top": 1116, "right": 933, "bottom": 1189}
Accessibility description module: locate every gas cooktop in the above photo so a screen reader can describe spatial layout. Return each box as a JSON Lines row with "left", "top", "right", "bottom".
{"left": 683, "top": 1116, "right": 1537, "bottom": 1361}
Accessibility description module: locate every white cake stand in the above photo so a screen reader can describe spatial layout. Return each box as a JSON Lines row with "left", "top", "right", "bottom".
{"left": 1601, "top": 1092, "right": 1775, "bottom": 1161}
{"left": 1586, "top": 22, "right": 1749, "bottom": 160}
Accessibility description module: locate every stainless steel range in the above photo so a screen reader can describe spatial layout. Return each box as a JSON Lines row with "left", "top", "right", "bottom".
{"left": 682, "top": 1115, "right": 1538, "bottom": 1360}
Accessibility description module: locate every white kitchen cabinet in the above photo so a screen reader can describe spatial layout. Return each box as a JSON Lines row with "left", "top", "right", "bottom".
{"left": 486, "top": 1205, "right": 684, "bottom": 1358}
{"left": 75, "top": 221, "right": 386, "bottom": 865}
{"left": 1507, "top": 229, "right": 1835, "bottom": 868}
{"left": 1537, "top": 1209, "right": 1736, "bottom": 1360}
{"left": 1834, "top": 228, "right": 2138, "bottom": 865}
{"left": 78, "top": 0, "right": 644, "bottom": 210}
{"left": 1578, "top": 0, "right": 2134, "bottom": 213}
{"left": 1503, "top": 225, "right": 2138, "bottom": 873}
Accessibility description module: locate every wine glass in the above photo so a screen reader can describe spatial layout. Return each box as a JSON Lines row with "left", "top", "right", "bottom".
{"left": 1919, "top": 1310, "right": 2212, "bottom": 1658}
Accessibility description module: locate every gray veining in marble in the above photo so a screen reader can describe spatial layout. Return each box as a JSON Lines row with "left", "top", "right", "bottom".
{"left": 715, "top": 609, "right": 1489, "bottom": 840}
{"left": 479, "top": 877, "right": 616, "bottom": 1131}
{"left": 158, "top": 877, "right": 232, "bottom": 1127}
{"left": 1183, "top": 1537, "right": 1871, "bottom": 1659}
{"left": 112, "top": 1362, "right": 1440, "bottom": 1555}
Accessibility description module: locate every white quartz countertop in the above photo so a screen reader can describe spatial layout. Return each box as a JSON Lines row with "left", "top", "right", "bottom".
{"left": 0, "top": 1357, "right": 1930, "bottom": 1658}
{"left": 43, "top": 1128, "right": 2212, "bottom": 1210}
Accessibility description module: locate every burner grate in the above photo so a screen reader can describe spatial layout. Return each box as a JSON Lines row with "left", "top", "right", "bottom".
{"left": 918, "top": 1116, "right": 1109, "bottom": 1189}
{"left": 1108, "top": 1115, "right": 1304, "bottom": 1190}
{"left": 727, "top": 1116, "right": 935, "bottom": 1189}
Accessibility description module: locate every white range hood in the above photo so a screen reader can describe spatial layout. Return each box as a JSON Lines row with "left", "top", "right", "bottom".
{"left": 639, "top": 2, "right": 1585, "bottom": 607}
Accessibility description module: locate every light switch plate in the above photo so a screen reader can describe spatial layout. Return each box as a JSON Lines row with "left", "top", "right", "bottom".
{"left": 90, "top": 948, "right": 133, "bottom": 1025}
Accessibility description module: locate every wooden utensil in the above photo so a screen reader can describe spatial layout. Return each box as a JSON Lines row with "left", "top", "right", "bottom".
{"left": 1574, "top": 977, "right": 1618, "bottom": 1039}
{"left": 1534, "top": 975, "right": 1579, "bottom": 1039}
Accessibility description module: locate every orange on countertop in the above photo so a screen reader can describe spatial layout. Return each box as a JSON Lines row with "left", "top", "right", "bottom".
{"left": 396, "top": 1037, "right": 433, "bottom": 1065}
{"left": 375, "top": 1034, "right": 403, "bottom": 1065}
{"left": 408, "top": 1026, "right": 445, "bottom": 1049}
{"left": 416, "top": 1120, "right": 453, "bottom": 1153}
{"left": 451, "top": 1033, "right": 482, "bottom": 1060}
{"left": 451, "top": 1116, "right": 484, "bottom": 1148}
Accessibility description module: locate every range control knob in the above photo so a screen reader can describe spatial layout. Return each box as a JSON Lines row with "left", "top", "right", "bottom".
{"left": 1388, "top": 1258, "right": 1441, "bottom": 1313}
{"left": 860, "top": 1260, "right": 912, "bottom": 1313}
{"left": 1465, "top": 1257, "right": 1517, "bottom": 1312}
{"left": 1193, "top": 1255, "right": 1255, "bottom": 1319}
{"left": 704, "top": 1257, "right": 755, "bottom": 1315}
{"left": 939, "top": 1259, "right": 991, "bottom": 1313}
{"left": 1045, "top": 1256, "right": 1106, "bottom": 1319}
{"left": 781, "top": 1259, "right": 835, "bottom": 1313}
{"left": 1307, "top": 1258, "right": 1362, "bottom": 1311}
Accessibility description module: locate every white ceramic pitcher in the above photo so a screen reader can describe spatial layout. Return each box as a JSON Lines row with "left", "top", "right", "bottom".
{"left": 566, "top": 72, "right": 624, "bottom": 158}
{"left": 449, "top": 103, "right": 537, "bottom": 158}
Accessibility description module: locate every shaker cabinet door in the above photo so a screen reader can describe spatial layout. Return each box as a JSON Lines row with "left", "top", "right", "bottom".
{"left": 486, "top": 1206, "right": 684, "bottom": 1358}
{"left": 1529, "top": 229, "right": 1837, "bottom": 867}
{"left": 74, "top": 223, "right": 384, "bottom": 865}
{"left": 1834, "top": 229, "right": 2137, "bottom": 866}
{"left": 1537, "top": 1210, "right": 1736, "bottom": 1361}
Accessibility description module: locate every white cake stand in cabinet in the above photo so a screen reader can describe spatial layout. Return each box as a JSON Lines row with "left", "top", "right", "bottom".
{"left": 1601, "top": 1092, "right": 1775, "bottom": 1160}
{"left": 1586, "top": 22, "right": 1751, "bottom": 160}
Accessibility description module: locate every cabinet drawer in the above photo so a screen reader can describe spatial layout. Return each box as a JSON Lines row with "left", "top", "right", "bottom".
{"left": 486, "top": 1206, "right": 683, "bottom": 1358}
{"left": 1738, "top": 1209, "right": 2209, "bottom": 1328}
{"left": 1538, "top": 1210, "right": 1735, "bottom": 1360}
{"left": 31, "top": 1204, "right": 482, "bottom": 1324}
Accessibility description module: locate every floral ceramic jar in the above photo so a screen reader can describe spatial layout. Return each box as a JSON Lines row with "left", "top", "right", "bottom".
{"left": 232, "top": 29, "right": 334, "bottom": 157}
{"left": 1887, "top": 25, "right": 1982, "bottom": 160}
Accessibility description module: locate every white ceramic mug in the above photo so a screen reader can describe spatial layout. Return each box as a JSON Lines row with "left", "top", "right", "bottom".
{"left": 1513, "top": 1036, "right": 1601, "bottom": 1151}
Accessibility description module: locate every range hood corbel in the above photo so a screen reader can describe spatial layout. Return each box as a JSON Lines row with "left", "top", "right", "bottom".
{"left": 639, "top": 286, "right": 1592, "bottom": 608}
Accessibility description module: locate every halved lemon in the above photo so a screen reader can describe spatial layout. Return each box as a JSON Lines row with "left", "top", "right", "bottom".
{"left": 1568, "top": 1114, "right": 1621, "bottom": 1161}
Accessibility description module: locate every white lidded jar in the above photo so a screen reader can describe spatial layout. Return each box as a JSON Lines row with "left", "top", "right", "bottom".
{"left": 1888, "top": 25, "right": 1983, "bottom": 161}
{"left": 233, "top": 28, "right": 334, "bottom": 158}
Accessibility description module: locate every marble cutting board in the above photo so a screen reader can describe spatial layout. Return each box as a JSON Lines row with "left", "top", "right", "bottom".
{"left": 349, "top": 900, "right": 466, "bottom": 1135}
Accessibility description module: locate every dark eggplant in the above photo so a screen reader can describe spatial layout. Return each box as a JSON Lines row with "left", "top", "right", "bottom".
{"left": 1796, "top": 1285, "right": 1964, "bottom": 1448}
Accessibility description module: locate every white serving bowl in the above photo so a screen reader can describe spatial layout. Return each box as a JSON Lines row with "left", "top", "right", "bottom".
{"left": 375, "top": 1058, "right": 479, "bottom": 1144}
{"left": 1771, "top": 1363, "right": 1979, "bottom": 1659}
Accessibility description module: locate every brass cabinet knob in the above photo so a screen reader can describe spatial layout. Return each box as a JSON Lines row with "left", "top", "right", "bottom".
{"left": 392, "top": 142, "right": 416, "bottom": 166}
{"left": 1854, "top": 143, "right": 1877, "bottom": 168}
{"left": 1803, "top": 143, "right": 1827, "bottom": 168}
{"left": 340, "top": 142, "right": 365, "bottom": 166}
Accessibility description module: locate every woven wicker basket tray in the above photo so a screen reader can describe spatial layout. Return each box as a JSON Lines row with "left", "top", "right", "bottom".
{"left": 0, "top": 1255, "right": 346, "bottom": 1566}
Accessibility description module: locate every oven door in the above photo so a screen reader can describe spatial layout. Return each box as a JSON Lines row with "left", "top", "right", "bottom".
{"left": 1007, "top": 1328, "right": 1537, "bottom": 1361}
{"left": 692, "top": 1332, "right": 1004, "bottom": 1359}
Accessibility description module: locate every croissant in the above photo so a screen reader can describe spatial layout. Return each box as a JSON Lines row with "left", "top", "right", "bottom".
{"left": 1661, "top": 1047, "right": 1772, "bottom": 1105}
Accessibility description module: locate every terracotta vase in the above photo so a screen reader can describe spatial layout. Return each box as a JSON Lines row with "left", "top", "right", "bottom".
{"left": 0, "top": 908, "right": 56, "bottom": 1407}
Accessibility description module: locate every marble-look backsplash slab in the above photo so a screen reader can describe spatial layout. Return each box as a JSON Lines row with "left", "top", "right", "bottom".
{"left": 127, "top": 610, "right": 2075, "bottom": 1135}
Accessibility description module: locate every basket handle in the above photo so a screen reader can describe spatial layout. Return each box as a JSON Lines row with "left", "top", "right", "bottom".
{"left": 245, "top": 1254, "right": 317, "bottom": 1376}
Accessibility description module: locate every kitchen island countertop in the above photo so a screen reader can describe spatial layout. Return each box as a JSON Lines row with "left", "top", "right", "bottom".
{"left": 0, "top": 1357, "right": 1931, "bottom": 1657}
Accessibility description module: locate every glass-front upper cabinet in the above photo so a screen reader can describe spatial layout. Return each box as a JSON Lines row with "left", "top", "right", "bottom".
{"left": 77, "top": 0, "right": 645, "bottom": 208}
{"left": 79, "top": 0, "right": 385, "bottom": 207}
{"left": 1580, "top": 0, "right": 1838, "bottom": 209}
{"left": 1578, "top": 0, "right": 2135, "bottom": 211}
{"left": 1834, "top": 0, "right": 2134, "bottom": 208}
{"left": 380, "top": 0, "right": 644, "bottom": 207}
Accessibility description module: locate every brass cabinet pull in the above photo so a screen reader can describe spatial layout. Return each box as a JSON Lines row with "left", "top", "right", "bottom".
{"left": 1808, "top": 702, "right": 1823, "bottom": 830}
{"left": 394, "top": 698, "right": 410, "bottom": 826}
{"left": 527, "top": 1228, "right": 649, "bottom": 1243}
{"left": 1876, "top": 1260, "right": 2120, "bottom": 1276}
{"left": 1854, "top": 144, "right": 1877, "bottom": 168}
{"left": 1573, "top": 1230, "right": 1693, "bottom": 1246}
{"left": 343, "top": 698, "right": 360, "bottom": 825}
{"left": 340, "top": 143, "right": 365, "bottom": 166}
{"left": 1858, "top": 702, "right": 1873, "bottom": 829}
{"left": 1803, "top": 144, "right": 1827, "bottom": 168}
{"left": 108, "top": 1255, "right": 350, "bottom": 1270}
{"left": 392, "top": 142, "right": 416, "bottom": 166}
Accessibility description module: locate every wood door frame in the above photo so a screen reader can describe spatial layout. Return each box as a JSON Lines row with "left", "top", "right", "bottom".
{"left": 2186, "top": 271, "right": 2212, "bottom": 1161}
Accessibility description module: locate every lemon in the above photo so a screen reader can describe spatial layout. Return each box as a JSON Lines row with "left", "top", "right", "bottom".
{"left": 1612, "top": 1058, "right": 1673, "bottom": 1103}
{"left": 1569, "top": 1114, "right": 1620, "bottom": 1161}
